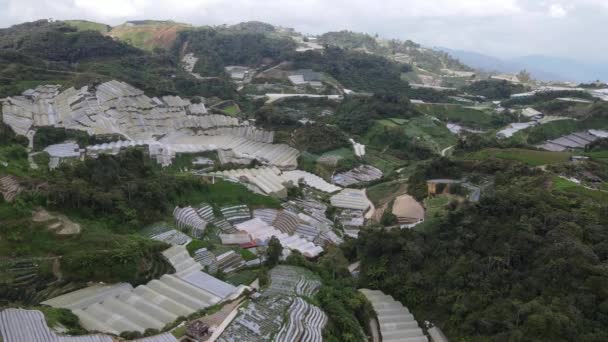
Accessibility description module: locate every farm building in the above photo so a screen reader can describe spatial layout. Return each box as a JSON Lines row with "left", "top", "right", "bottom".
{"left": 332, "top": 165, "right": 383, "bottom": 187}
{"left": 209, "top": 167, "right": 291, "bottom": 198}
{"left": 235, "top": 218, "right": 324, "bottom": 258}
{"left": 2, "top": 81, "right": 298, "bottom": 169}
{"left": 330, "top": 189, "right": 372, "bottom": 211}
{"left": 215, "top": 250, "right": 246, "bottom": 273}
{"left": 337, "top": 209, "right": 366, "bottom": 238}
{"left": 148, "top": 228, "right": 192, "bottom": 246}
{"left": 220, "top": 232, "right": 253, "bottom": 245}
{"left": 42, "top": 246, "right": 243, "bottom": 336}
{"left": 392, "top": 195, "right": 425, "bottom": 228}
{"left": 538, "top": 130, "right": 608, "bottom": 152}
{"left": 496, "top": 122, "right": 537, "bottom": 138}
{"left": 208, "top": 167, "right": 340, "bottom": 198}
{"left": 288, "top": 69, "right": 323, "bottom": 87}
{"left": 359, "top": 289, "right": 428, "bottom": 342}
{"left": 174, "top": 206, "right": 207, "bottom": 238}
{"left": 521, "top": 107, "right": 543, "bottom": 118}
{"left": 44, "top": 142, "right": 83, "bottom": 169}
{"left": 0, "top": 308, "right": 113, "bottom": 342}
{"left": 225, "top": 66, "right": 251, "bottom": 81}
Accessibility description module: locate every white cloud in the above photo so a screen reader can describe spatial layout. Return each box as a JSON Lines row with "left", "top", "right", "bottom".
{"left": 73, "top": 0, "right": 144, "bottom": 19}
{"left": 549, "top": 4, "right": 567, "bottom": 18}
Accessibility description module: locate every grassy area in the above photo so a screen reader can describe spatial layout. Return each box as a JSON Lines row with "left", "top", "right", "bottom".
{"left": 377, "top": 119, "right": 400, "bottom": 127}
{"left": 415, "top": 195, "right": 453, "bottom": 232}
{"left": 388, "top": 118, "right": 409, "bottom": 125}
{"left": 464, "top": 148, "right": 572, "bottom": 166}
{"left": 552, "top": 176, "right": 579, "bottom": 191}
{"left": 364, "top": 148, "right": 406, "bottom": 174}
{"left": 226, "top": 268, "right": 259, "bottom": 286}
{"left": 171, "top": 324, "right": 188, "bottom": 338}
{"left": 0, "top": 145, "right": 32, "bottom": 177}
{"left": 63, "top": 20, "right": 110, "bottom": 33}
{"left": 415, "top": 103, "right": 497, "bottom": 129}
{"left": 237, "top": 248, "right": 257, "bottom": 261}
{"left": 35, "top": 306, "right": 86, "bottom": 334}
{"left": 177, "top": 179, "right": 281, "bottom": 209}
{"left": 364, "top": 116, "right": 457, "bottom": 154}
{"left": 221, "top": 104, "right": 241, "bottom": 116}
{"left": 320, "top": 148, "right": 355, "bottom": 159}
{"left": 551, "top": 176, "right": 608, "bottom": 202}
{"left": 300, "top": 148, "right": 360, "bottom": 179}
{"left": 367, "top": 180, "right": 407, "bottom": 207}
{"left": 584, "top": 150, "right": 608, "bottom": 161}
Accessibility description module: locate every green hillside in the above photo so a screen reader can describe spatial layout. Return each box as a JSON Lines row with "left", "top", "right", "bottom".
{"left": 63, "top": 20, "right": 111, "bottom": 33}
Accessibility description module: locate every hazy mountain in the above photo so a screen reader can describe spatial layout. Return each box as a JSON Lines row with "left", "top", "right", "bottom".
{"left": 439, "top": 47, "right": 608, "bottom": 83}
{"left": 512, "top": 55, "right": 608, "bottom": 83}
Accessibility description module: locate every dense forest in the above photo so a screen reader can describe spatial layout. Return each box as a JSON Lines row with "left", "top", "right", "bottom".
{"left": 291, "top": 47, "right": 411, "bottom": 93}
{"left": 464, "top": 79, "right": 528, "bottom": 100}
{"left": 334, "top": 93, "right": 417, "bottom": 134}
{"left": 0, "top": 20, "right": 139, "bottom": 62}
{"left": 0, "top": 20, "right": 237, "bottom": 99}
{"left": 356, "top": 159, "right": 608, "bottom": 341}
{"left": 175, "top": 27, "right": 296, "bottom": 76}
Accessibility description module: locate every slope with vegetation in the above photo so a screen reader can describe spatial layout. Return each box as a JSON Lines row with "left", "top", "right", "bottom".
{"left": 109, "top": 20, "right": 191, "bottom": 51}
{"left": 356, "top": 158, "right": 608, "bottom": 341}
{"left": 0, "top": 19, "right": 235, "bottom": 99}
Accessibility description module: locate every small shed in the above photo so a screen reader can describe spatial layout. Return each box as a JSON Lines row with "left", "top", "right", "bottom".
{"left": 186, "top": 321, "right": 209, "bottom": 341}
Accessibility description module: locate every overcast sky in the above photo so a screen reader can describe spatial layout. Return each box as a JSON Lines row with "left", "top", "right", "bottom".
{"left": 1, "top": 0, "right": 607, "bottom": 63}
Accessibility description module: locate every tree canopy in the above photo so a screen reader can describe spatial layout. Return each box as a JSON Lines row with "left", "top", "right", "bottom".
{"left": 357, "top": 160, "right": 608, "bottom": 341}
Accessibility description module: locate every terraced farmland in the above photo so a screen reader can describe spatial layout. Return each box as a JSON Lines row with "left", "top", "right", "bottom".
{"left": 464, "top": 148, "right": 572, "bottom": 166}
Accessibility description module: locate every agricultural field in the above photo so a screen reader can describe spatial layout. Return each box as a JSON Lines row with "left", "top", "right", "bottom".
{"left": 415, "top": 195, "right": 454, "bottom": 232}
{"left": 415, "top": 103, "right": 498, "bottom": 129}
{"left": 464, "top": 148, "right": 573, "bottom": 166}
{"left": 225, "top": 268, "right": 259, "bottom": 286}
{"left": 364, "top": 116, "right": 457, "bottom": 153}
{"left": 177, "top": 179, "right": 282, "bottom": 209}
{"left": 299, "top": 147, "right": 359, "bottom": 179}
{"left": 364, "top": 148, "right": 408, "bottom": 174}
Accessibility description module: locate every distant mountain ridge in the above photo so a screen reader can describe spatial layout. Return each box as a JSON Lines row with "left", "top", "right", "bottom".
{"left": 438, "top": 47, "right": 608, "bottom": 83}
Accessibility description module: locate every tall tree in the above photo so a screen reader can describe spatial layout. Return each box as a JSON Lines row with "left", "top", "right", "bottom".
{"left": 266, "top": 236, "right": 283, "bottom": 266}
